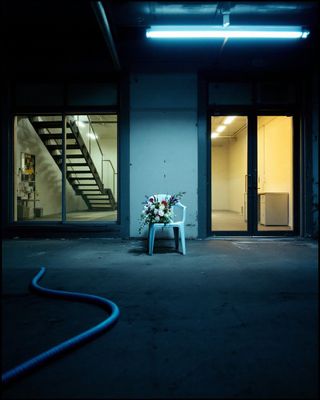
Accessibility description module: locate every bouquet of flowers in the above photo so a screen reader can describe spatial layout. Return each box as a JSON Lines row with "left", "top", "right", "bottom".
{"left": 139, "top": 192, "right": 185, "bottom": 233}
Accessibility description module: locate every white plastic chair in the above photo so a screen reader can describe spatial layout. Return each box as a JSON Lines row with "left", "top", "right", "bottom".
{"left": 148, "top": 194, "right": 187, "bottom": 255}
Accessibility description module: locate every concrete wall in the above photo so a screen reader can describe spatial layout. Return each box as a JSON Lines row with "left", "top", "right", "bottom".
{"left": 129, "top": 73, "right": 198, "bottom": 238}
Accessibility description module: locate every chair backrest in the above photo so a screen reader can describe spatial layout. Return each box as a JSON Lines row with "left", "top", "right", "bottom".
{"left": 154, "top": 194, "right": 186, "bottom": 223}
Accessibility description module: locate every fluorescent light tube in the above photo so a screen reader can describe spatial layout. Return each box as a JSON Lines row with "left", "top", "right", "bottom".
{"left": 224, "top": 116, "right": 237, "bottom": 125}
{"left": 216, "top": 125, "right": 226, "bottom": 133}
{"left": 146, "top": 25, "right": 310, "bottom": 39}
{"left": 211, "top": 132, "right": 219, "bottom": 139}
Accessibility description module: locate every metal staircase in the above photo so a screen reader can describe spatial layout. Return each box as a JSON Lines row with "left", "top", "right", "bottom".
{"left": 29, "top": 117, "right": 116, "bottom": 211}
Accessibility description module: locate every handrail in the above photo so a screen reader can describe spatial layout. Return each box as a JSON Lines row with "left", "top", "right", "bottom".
{"left": 88, "top": 116, "right": 104, "bottom": 158}
{"left": 104, "top": 159, "right": 115, "bottom": 174}
{"left": 103, "top": 159, "right": 117, "bottom": 196}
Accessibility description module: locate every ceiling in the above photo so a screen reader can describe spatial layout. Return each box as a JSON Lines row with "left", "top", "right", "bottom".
{"left": 2, "top": 1, "right": 319, "bottom": 78}
{"left": 211, "top": 115, "right": 247, "bottom": 145}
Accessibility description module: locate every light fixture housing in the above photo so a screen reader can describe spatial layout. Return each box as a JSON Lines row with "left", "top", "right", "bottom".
{"left": 146, "top": 25, "right": 310, "bottom": 39}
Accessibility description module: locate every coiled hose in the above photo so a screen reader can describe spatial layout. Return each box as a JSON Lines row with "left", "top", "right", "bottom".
{"left": 2, "top": 267, "right": 120, "bottom": 387}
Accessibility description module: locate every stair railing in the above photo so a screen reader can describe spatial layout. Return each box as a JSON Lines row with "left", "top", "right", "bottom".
{"left": 103, "top": 159, "right": 117, "bottom": 200}
{"left": 75, "top": 116, "right": 105, "bottom": 186}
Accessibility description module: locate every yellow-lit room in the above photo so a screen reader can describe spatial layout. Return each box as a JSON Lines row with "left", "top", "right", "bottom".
{"left": 211, "top": 115, "right": 293, "bottom": 231}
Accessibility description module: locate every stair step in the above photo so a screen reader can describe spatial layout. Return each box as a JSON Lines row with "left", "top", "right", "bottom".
{"left": 47, "top": 144, "right": 79, "bottom": 150}
{"left": 53, "top": 154, "right": 84, "bottom": 159}
{"left": 66, "top": 155, "right": 85, "bottom": 159}
{"left": 31, "top": 121, "right": 63, "bottom": 130}
{"left": 67, "top": 170, "right": 93, "bottom": 173}
{"left": 90, "top": 208, "right": 115, "bottom": 211}
{"left": 66, "top": 163, "right": 88, "bottom": 166}
{"left": 69, "top": 177, "right": 96, "bottom": 181}
{"left": 85, "top": 195, "right": 109, "bottom": 198}
{"left": 73, "top": 184, "right": 99, "bottom": 186}
{"left": 39, "top": 133, "right": 74, "bottom": 139}
{"left": 73, "top": 185, "right": 99, "bottom": 188}
{"left": 90, "top": 203, "right": 112, "bottom": 205}
{"left": 89, "top": 204, "right": 112, "bottom": 206}
{"left": 89, "top": 200, "right": 111, "bottom": 203}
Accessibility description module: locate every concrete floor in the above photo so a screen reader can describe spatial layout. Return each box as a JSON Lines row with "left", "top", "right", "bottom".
{"left": 1, "top": 237, "right": 318, "bottom": 399}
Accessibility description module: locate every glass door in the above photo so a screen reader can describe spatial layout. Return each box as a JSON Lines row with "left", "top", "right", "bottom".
{"left": 256, "top": 116, "right": 294, "bottom": 233}
{"left": 211, "top": 115, "right": 248, "bottom": 232}
{"left": 210, "top": 114, "right": 296, "bottom": 235}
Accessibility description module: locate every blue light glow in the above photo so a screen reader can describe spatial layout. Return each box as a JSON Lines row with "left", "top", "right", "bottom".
{"left": 146, "top": 25, "right": 310, "bottom": 39}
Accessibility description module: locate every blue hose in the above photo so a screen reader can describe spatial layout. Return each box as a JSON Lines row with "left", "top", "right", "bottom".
{"left": 2, "top": 267, "right": 120, "bottom": 386}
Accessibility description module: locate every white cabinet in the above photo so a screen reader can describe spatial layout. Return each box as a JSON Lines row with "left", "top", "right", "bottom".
{"left": 259, "top": 193, "right": 289, "bottom": 226}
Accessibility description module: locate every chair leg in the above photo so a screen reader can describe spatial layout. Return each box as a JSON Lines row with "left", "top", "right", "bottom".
{"left": 180, "top": 226, "right": 186, "bottom": 255}
{"left": 148, "top": 226, "right": 156, "bottom": 255}
{"left": 147, "top": 227, "right": 151, "bottom": 254}
{"left": 173, "top": 227, "right": 179, "bottom": 250}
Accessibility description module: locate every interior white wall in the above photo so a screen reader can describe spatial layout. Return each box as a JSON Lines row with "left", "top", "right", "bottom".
{"left": 130, "top": 73, "right": 198, "bottom": 238}
{"left": 228, "top": 127, "right": 247, "bottom": 213}
{"left": 211, "top": 145, "right": 229, "bottom": 210}
{"left": 212, "top": 127, "right": 247, "bottom": 214}
{"left": 15, "top": 118, "right": 87, "bottom": 218}
{"left": 258, "top": 116, "right": 293, "bottom": 227}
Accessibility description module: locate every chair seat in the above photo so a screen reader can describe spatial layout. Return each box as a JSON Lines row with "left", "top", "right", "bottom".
{"left": 151, "top": 220, "right": 183, "bottom": 227}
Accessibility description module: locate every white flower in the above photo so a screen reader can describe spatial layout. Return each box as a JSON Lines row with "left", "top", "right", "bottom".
{"left": 155, "top": 215, "right": 160, "bottom": 222}
{"left": 158, "top": 210, "right": 164, "bottom": 217}
{"left": 159, "top": 204, "right": 165, "bottom": 210}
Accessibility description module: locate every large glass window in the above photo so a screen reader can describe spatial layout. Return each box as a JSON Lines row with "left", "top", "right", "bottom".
{"left": 14, "top": 114, "right": 118, "bottom": 222}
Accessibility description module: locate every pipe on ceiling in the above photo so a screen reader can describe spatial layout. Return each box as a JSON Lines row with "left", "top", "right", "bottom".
{"left": 91, "top": 1, "right": 121, "bottom": 72}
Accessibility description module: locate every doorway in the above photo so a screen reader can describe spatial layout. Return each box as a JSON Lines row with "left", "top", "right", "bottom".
{"left": 210, "top": 114, "right": 296, "bottom": 235}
